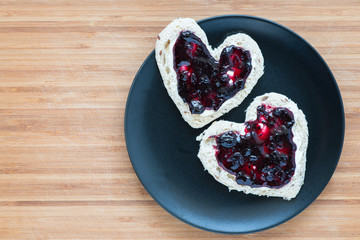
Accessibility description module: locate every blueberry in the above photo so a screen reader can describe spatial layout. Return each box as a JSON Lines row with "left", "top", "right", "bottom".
{"left": 270, "top": 151, "right": 279, "bottom": 160}
{"left": 190, "top": 100, "right": 204, "bottom": 114}
{"left": 286, "top": 120, "right": 294, "bottom": 128}
{"left": 214, "top": 81, "right": 221, "bottom": 88}
{"left": 216, "top": 87, "right": 227, "bottom": 98}
{"left": 273, "top": 108, "right": 283, "bottom": 117}
{"left": 190, "top": 89, "right": 201, "bottom": 98}
{"left": 220, "top": 74, "right": 229, "bottom": 83}
{"left": 279, "top": 155, "right": 288, "bottom": 167}
{"left": 190, "top": 74, "right": 197, "bottom": 85}
{"left": 262, "top": 166, "right": 271, "bottom": 173}
{"left": 243, "top": 148, "right": 251, "bottom": 157}
{"left": 199, "top": 75, "right": 210, "bottom": 86}
{"left": 266, "top": 174, "right": 274, "bottom": 182}
{"left": 231, "top": 152, "right": 244, "bottom": 165}
{"left": 249, "top": 155, "right": 258, "bottom": 162}
{"left": 219, "top": 132, "right": 237, "bottom": 148}
{"left": 181, "top": 31, "right": 191, "bottom": 38}
{"left": 257, "top": 105, "right": 266, "bottom": 114}
{"left": 260, "top": 174, "right": 266, "bottom": 181}
{"left": 268, "top": 142, "right": 276, "bottom": 151}
{"left": 236, "top": 173, "right": 251, "bottom": 185}
{"left": 230, "top": 161, "right": 240, "bottom": 170}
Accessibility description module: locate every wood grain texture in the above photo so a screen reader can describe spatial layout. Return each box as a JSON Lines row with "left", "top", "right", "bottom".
{"left": 0, "top": 0, "right": 359, "bottom": 239}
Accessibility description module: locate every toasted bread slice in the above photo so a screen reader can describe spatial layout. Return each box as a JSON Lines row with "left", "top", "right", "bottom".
{"left": 197, "top": 93, "right": 308, "bottom": 200}
{"left": 155, "top": 18, "right": 264, "bottom": 128}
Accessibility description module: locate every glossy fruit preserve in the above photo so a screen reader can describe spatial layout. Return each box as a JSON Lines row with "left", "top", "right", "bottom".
{"left": 214, "top": 105, "right": 297, "bottom": 188}
{"left": 173, "top": 31, "right": 252, "bottom": 114}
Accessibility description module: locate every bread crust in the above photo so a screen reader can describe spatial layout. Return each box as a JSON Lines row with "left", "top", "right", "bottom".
{"left": 155, "top": 18, "right": 264, "bottom": 128}
{"left": 196, "top": 93, "right": 309, "bottom": 200}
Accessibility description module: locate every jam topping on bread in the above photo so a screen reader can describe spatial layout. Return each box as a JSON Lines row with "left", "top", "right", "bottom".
{"left": 214, "top": 105, "right": 296, "bottom": 188}
{"left": 174, "top": 31, "right": 252, "bottom": 114}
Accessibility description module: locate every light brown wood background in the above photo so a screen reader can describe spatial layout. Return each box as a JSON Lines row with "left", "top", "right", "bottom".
{"left": 0, "top": 0, "right": 359, "bottom": 239}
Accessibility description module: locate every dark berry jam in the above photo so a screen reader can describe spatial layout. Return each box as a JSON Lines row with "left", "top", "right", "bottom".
{"left": 214, "top": 105, "right": 297, "bottom": 188}
{"left": 173, "top": 31, "right": 252, "bottom": 114}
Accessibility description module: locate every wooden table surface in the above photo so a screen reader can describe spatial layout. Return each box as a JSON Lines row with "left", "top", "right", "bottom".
{"left": 0, "top": 0, "right": 359, "bottom": 239}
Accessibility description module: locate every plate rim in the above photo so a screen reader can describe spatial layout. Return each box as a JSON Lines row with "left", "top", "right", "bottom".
{"left": 124, "top": 14, "right": 345, "bottom": 234}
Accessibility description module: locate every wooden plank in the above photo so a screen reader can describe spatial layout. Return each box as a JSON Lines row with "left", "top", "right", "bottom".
{"left": 0, "top": 0, "right": 359, "bottom": 239}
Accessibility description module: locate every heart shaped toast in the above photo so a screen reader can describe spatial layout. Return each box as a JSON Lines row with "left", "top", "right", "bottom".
{"left": 197, "top": 93, "right": 308, "bottom": 200}
{"left": 155, "top": 18, "right": 264, "bottom": 128}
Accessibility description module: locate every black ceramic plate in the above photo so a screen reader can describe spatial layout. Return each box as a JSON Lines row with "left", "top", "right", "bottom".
{"left": 125, "top": 15, "right": 345, "bottom": 234}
